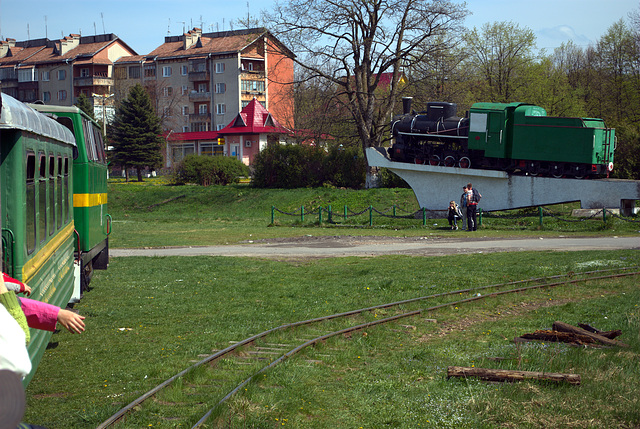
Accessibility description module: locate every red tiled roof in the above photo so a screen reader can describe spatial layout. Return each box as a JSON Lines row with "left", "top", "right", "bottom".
{"left": 218, "top": 98, "right": 290, "bottom": 135}
{"left": 148, "top": 29, "right": 267, "bottom": 60}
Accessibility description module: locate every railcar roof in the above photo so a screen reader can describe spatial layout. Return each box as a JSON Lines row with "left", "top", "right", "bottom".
{"left": 0, "top": 94, "right": 76, "bottom": 146}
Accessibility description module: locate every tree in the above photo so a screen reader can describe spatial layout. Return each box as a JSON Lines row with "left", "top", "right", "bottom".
{"left": 109, "top": 84, "right": 164, "bottom": 182}
{"left": 265, "top": 0, "right": 468, "bottom": 186}
{"left": 74, "top": 93, "right": 95, "bottom": 120}
{"left": 463, "top": 21, "right": 537, "bottom": 102}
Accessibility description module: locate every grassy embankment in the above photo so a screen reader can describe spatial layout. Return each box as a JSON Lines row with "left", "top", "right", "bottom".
{"left": 107, "top": 178, "right": 639, "bottom": 248}
{"left": 23, "top": 179, "right": 640, "bottom": 428}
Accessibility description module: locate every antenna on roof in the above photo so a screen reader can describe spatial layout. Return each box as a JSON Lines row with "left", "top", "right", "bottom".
{"left": 179, "top": 21, "right": 186, "bottom": 34}
{"left": 27, "top": 23, "right": 30, "bottom": 41}
{"left": 44, "top": 16, "right": 48, "bottom": 38}
{"left": 200, "top": 15, "right": 203, "bottom": 30}
{"left": 101, "top": 12, "right": 105, "bottom": 34}
{"left": 94, "top": 22, "right": 97, "bottom": 35}
{"left": 167, "top": 18, "right": 171, "bottom": 35}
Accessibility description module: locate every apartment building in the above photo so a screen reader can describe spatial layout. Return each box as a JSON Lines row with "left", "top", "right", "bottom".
{"left": 114, "top": 27, "right": 294, "bottom": 168}
{"left": 0, "top": 34, "right": 136, "bottom": 118}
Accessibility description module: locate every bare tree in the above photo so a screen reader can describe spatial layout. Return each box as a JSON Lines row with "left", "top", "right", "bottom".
{"left": 265, "top": 0, "right": 468, "bottom": 171}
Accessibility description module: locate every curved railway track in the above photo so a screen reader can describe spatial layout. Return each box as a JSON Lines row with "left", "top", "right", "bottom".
{"left": 97, "top": 267, "right": 639, "bottom": 428}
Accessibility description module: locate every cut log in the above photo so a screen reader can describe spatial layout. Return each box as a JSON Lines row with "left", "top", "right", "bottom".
{"left": 519, "top": 330, "right": 596, "bottom": 345}
{"left": 578, "top": 323, "right": 622, "bottom": 339}
{"left": 447, "top": 366, "right": 580, "bottom": 385}
{"left": 552, "top": 321, "right": 628, "bottom": 347}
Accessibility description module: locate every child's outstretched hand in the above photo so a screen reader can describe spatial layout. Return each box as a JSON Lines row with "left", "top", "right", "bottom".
{"left": 57, "top": 309, "right": 86, "bottom": 334}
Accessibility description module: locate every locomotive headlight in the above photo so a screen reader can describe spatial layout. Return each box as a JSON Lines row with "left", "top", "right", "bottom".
{"left": 608, "top": 162, "right": 614, "bottom": 171}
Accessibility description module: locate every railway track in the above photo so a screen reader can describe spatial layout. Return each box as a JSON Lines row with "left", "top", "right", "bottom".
{"left": 97, "top": 267, "right": 639, "bottom": 428}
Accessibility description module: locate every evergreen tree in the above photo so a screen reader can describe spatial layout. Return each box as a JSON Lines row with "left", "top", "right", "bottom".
{"left": 75, "top": 93, "right": 95, "bottom": 120}
{"left": 110, "top": 84, "right": 164, "bottom": 182}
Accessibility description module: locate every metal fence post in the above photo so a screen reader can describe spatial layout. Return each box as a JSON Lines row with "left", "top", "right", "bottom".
{"left": 393, "top": 204, "right": 397, "bottom": 217}
{"left": 539, "top": 206, "right": 543, "bottom": 226}
{"left": 603, "top": 207, "right": 606, "bottom": 222}
{"left": 369, "top": 205, "right": 373, "bottom": 226}
{"left": 344, "top": 205, "right": 348, "bottom": 221}
{"left": 271, "top": 205, "right": 275, "bottom": 224}
{"left": 319, "top": 206, "right": 322, "bottom": 224}
{"left": 301, "top": 206, "right": 305, "bottom": 222}
{"left": 328, "top": 205, "right": 332, "bottom": 223}
{"left": 423, "top": 207, "right": 426, "bottom": 226}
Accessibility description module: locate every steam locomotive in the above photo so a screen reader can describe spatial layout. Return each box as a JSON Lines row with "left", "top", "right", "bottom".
{"left": 389, "top": 98, "right": 615, "bottom": 178}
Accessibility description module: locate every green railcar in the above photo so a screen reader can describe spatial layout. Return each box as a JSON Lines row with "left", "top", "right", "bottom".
{"left": 30, "top": 104, "right": 110, "bottom": 289}
{"left": 1, "top": 94, "right": 77, "bottom": 385}
{"left": 468, "top": 102, "right": 615, "bottom": 177}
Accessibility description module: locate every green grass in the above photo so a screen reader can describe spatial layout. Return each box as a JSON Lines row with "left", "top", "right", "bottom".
{"left": 24, "top": 250, "right": 640, "bottom": 428}
{"left": 107, "top": 179, "right": 640, "bottom": 248}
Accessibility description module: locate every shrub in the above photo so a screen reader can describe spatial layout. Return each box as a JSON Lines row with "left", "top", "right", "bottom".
{"left": 378, "top": 167, "right": 410, "bottom": 188}
{"left": 252, "top": 144, "right": 366, "bottom": 189}
{"left": 173, "top": 155, "right": 250, "bottom": 186}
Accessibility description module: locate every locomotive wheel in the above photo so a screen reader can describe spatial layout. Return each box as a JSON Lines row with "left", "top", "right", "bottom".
{"left": 551, "top": 163, "right": 564, "bottom": 178}
{"left": 429, "top": 155, "right": 441, "bottom": 166}
{"left": 458, "top": 157, "right": 471, "bottom": 169}
{"left": 414, "top": 158, "right": 424, "bottom": 165}
{"left": 444, "top": 155, "right": 456, "bottom": 167}
{"left": 527, "top": 161, "right": 540, "bottom": 176}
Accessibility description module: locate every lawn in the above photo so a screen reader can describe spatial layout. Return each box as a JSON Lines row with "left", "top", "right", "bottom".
{"left": 24, "top": 250, "right": 640, "bottom": 428}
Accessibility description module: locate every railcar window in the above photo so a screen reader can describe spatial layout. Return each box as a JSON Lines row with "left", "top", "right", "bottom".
{"left": 56, "top": 117, "right": 75, "bottom": 138}
{"left": 38, "top": 153, "right": 47, "bottom": 243}
{"left": 48, "top": 155, "right": 55, "bottom": 236}
{"left": 83, "top": 118, "right": 97, "bottom": 161}
{"left": 26, "top": 153, "right": 36, "bottom": 254}
{"left": 64, "top": 157, "right": 70, "bottom": 222}
{"left": 57, "top": 157, "right": 63, "bottom": 229}
{"left": 92, "top": 125, "right": 106, "bottom": 163}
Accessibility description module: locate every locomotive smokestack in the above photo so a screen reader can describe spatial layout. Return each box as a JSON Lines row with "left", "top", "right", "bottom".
{"left": 402, "top": 97, "right": 413, "bottom": 115}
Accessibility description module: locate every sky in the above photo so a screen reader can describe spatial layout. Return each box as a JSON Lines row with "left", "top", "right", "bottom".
{"left": 0, "top": 0, "right": 637, "bottom": 55}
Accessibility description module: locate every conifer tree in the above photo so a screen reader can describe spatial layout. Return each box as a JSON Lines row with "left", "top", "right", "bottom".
{"left": 110, "top": 84, "right": 164, "bottom": 182}
{"left": 74, "top": 93, "right": 96, "bottom": 120}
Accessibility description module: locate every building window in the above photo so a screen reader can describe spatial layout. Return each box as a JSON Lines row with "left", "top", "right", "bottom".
{"left": 163, "top": 66, "right": 172, "bottom": 77}
{"left": 199, "top": 104, "right": 208, "bottom": 115}
{"left": 163, "top": 106, "right": 171, "bottom": 117}
{"left": 80, "top": 68, "right": 90, "bottom": 77}
{"left": 216, "top": 104, "right": 226, "bottom": 115}
{"left": 128, "top": 66, "right": 141, "bottom": 79}
{"left": 115, "top": 67, "right": 127, "bottom": 79}
{"left": 182, "top": 85, "right": 188, "bottom": 95}
{"left": 215, "top": 83, "right": 226, "bottom": 94}
{"left": 181, "top": 65, "right": 188, "bottom": 75}
{"left": 58, "top": 69, "right": 66, "bottom": 80}
{"left": 182, "top": 126, "right": 190, "bottom": 132}
{"left": 216, "top": 124, "right": 225, "bottom": 131}
{"left": 41, "top": 71, "right": 50, "bottom": 81}
{"left": 57, "top": 90, "right": 67, "bottom": 101}
{"left": 241, "top": 80, "right": 265, "bottom": 93}
{"left": 215, "top": 62, "right": 225, "bottom": 73}
{"left": 163, "top": 87, "right": 173, "bottom": 97}
{"left": 171, "top": 143, "right": 195, "bottom": 163}
{"left": 198, "top": 83, "right": 207, "bottom": 93}
{"left": 144, "top": 65, "right": 156, "bottom": 77}
{"left": 42, "top": 92, "right": 51, "bottom": 102}
{"left": 182, "top": 106, "right": 189, "bottom": 115}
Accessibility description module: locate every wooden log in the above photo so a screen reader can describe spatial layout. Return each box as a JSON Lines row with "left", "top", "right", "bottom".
{"left": 578, "top": 323, "right": 622, "bottom": 339}
{"left": 552, "top": 321, "right": 628, "bottom": 347}
{"left": 447, "top": 366, "right": 581, "bottom": 385}
{"left": 519, "top": 330, "right": 596, "bottom": 345}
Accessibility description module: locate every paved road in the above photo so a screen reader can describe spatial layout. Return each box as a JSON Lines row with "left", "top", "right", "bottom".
{"left": 111, "top": 235, "right": 639, "bottom": 258}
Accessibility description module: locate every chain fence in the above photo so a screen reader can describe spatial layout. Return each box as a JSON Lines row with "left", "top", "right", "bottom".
{"left": 271, "top": 204, "right": 639, "bottom": 228}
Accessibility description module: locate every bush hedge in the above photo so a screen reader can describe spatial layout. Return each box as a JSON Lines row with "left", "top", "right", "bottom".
{"left": 173, "top": 154, "right": 250, "bottom": 186}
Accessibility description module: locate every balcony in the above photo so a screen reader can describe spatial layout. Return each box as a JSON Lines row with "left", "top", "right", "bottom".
{"left": 189, "top": 113, "right": 211, "bottom": 122}
{"left": 189, "top": 91, "right": 211, "bottom": 102}
{"left": 188, "top": 70, "right": 210, "bottom": 82}
{"left": 74, "top": 74, "right": 113, "bottom": 87}
{"left": 240, "top": 70, "right": 265, "bottom": 80}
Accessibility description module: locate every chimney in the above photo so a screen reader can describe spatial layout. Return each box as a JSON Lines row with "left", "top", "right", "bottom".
{"left": 56, "top": 34, "right": 80, "bottom": 56}
{"left": 183, "top": 28, "right": 202, "bottom": 50}
{"left": 0, "top": 39, "right": 16, "bottom": 58}
{"left": 402, "top": 97, "right": 413, "bottom": 115}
